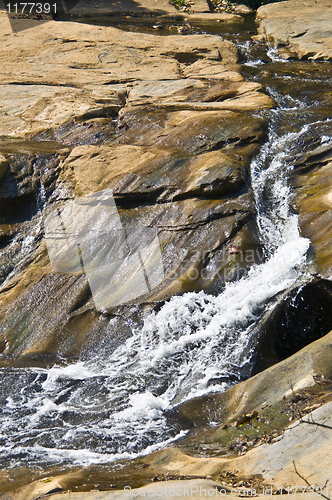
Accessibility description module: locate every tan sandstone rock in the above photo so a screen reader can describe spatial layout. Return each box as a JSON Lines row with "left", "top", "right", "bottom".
{"left": 257, "top": 0, "right": 332, "bottom": 61}
{"left": 61, "top": 145, "right": 248, "bottom": 200}
{"left": 173, "top": 327, "right": 332, "bottom": 426}
{"left": 0, "top": 10, "right": 271, "bottom": 361}
{"left": 1, "top": 477, "right": 324, "bottom": 500}
{"left": 0, "top": 10, "right": 267, "bottom": 137}
{"left": 0, "top": 1, "right": 272, "bottom": 363}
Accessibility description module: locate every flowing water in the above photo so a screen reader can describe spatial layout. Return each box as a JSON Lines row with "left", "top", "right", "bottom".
{"left": 1, "top": 17, "right": 332, "bottom": 473}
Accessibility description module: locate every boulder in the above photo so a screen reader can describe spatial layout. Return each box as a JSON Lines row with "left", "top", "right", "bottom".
{"left": 172, "top": 327, "right": 332, "bottom": 426}
{"left": 257, "top": 0, "right": 332, "bottom": 61}
{"left": 252, "top": 278, "right": 332, "bottom": 373}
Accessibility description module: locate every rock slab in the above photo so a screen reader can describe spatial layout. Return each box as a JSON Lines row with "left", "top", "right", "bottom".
{"left": 257, "top": 0, "right": 332, "bottom": 60}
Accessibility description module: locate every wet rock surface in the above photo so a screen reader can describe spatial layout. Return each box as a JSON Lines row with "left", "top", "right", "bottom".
{"left": 5, "top": 326, "right": 332, "bottom": 497}
{"left": 118, "top": 332, "right": 332, "bottom": 493}
{"left": 252, "top": 278, "right": 332, "bottom": 373}
{"left": 256, "top": 0, "right": 332, "bottom": 61}
{"left": 170, "top": 327, "right": 332, "bottom": 427}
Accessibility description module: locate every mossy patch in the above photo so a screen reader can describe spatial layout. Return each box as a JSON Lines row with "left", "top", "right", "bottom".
{"left": 175, "top": 385, "right": 332, "bottom": 460}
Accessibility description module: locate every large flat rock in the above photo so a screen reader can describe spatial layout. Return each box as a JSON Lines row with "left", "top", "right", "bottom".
{"left": 2, "top": 475, "right": 324, "bottom": 500}
{"left": 230, "top": 400, "right": 332, "bottom": 487}
{"left": 257, "top": 0, "right": 332, "bottom": 61}
{"left": 0, "top": 11, "right": 271, "bottom": 138}
{"left": 0, "top": 12, "right": 239, "bottom": 87}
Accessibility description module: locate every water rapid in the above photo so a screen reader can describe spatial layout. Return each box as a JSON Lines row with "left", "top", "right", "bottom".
{"left": 1, "top": 95, "right": 324, "bottom": 469}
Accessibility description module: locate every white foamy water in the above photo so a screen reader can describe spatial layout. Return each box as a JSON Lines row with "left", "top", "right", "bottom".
{"left": 2, "top": 106, "right": 331, "bottom": 469}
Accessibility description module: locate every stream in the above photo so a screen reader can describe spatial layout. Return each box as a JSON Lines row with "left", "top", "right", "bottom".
{"left": 1, "top": 14, "right": 332, "bottom": 474}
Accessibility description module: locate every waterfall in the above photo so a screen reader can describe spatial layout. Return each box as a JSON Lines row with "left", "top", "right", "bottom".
{"left": 1, "top": 95, "right": 321, "bottom": 468}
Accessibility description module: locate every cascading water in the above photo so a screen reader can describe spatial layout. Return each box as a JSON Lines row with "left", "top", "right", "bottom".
{"left": 2, "top": 21, "right": 332, "bottom": 471}
{"left": 1, "top": 99, "right": 323, "bottom": 469}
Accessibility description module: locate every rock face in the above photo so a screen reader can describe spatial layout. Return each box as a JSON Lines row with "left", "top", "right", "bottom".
{"left": 2, "top": 6, "right": 332, "bottom": 500}
{"left": 0, "top": 12, "right": 272, "bottom": 363}
{"left": 257, "top": 0, "right": 332, "bottom": 60}
{"left": 172, "top": 327, "right": 332, "bottom": 427}
{"left": 252, "top": 279, "right": 332, "bottom": 373}
{"left": 291, "top": 144, "right": 332, "bottom": 277}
